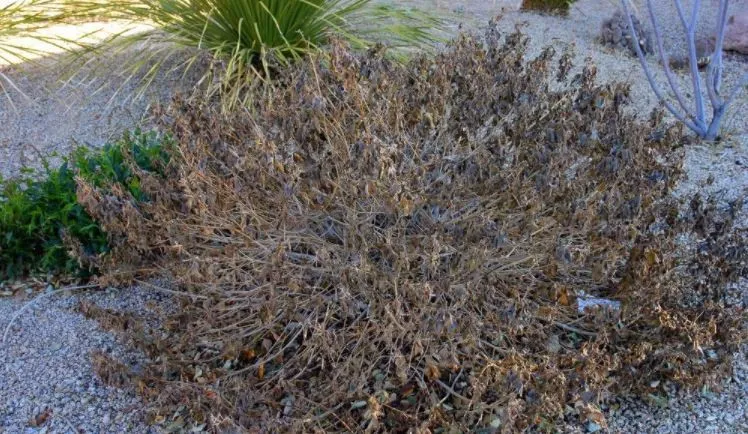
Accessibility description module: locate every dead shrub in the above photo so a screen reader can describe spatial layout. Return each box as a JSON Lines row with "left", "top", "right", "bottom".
{"left": 91, "top": 350, "right": 134, "bottom": 390}
{"left": 79, "top": 24, "right": 746, "bottom": 432}
{"left": 79, "top": 301, "right": 139, "bottom": 333}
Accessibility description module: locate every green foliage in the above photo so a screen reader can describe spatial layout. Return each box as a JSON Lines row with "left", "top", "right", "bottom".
{"left": 73, "top": 130, "right": 171, "bottom": 201}
{"left": 135, "top": 0, "right": 364, "bottom": 64}
{"left": 0, "top": 160, "right": 104, "bottom": 279}
{"left": 0, "top": 130, "right": 170, "bottom": 280}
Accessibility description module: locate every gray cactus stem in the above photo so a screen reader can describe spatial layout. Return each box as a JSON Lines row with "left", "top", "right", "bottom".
{"left": 622, "top": 0, "right": 746, "bottom": 140}
{"left": 646, "top": 0, "right": 691, "bottom": 116}
{"left": 673, "top": 0, "right": 706, "bottom": 130}
{"left": 621, "top": 0, "right": 704, "bottom": 135}
{"left": 711, "top": 0, "right": 729, "bottom": 94}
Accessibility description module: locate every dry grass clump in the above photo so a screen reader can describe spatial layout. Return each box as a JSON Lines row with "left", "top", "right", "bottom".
{"left": 78, "top": 24, "right": 746, "bottom": 432}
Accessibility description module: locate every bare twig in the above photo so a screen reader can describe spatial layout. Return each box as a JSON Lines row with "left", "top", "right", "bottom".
{"left": 554, "top": 321, "right": 599, "bottom": 338}
{"left": 134, "top": 279, "right": 209, "bottom": 299}
{"left": 621, "top": 0, "right": 703, "bottom": 134}
{"left": 646, "top": 0, "right": 690, "bottom": 115}
{"left": 622, "top": 0, "right": 745, "bottom": 140}
{"left": 436, "top": 379, "right": 471, "bottom": 403}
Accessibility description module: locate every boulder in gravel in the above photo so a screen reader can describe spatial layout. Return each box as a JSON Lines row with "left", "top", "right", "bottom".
{"left": 723, "top": 12, "right": 748, "bottom": 54}
{"left": 600, "top": 10, "right": 653, "bottom": 56}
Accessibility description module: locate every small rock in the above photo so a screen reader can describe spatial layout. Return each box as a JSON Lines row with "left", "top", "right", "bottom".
{"left": 601, "top": 10, "right": 653, "bottom": 56}
{"left": 586, "top": 421, "right": 602, "bottom": 433}
{"left": 577, "top": 296, "right": 621, "bottom": 313}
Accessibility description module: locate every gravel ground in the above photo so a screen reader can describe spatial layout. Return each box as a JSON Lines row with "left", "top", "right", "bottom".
{"left": 1, "top": 1, "right": 747, "bottom": 433}
{"left": 0, "top": 286, "right": 171, "bottom": 434}
{"left": 605, "top": 350, "right": 748, "bottom": 433}
{"left": 0, "top": 45, "right": 202, "bottom": 179}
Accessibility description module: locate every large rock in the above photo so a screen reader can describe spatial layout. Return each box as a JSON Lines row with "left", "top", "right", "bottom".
{"left": 723, "top": 11, "right": 748, "bottom": 54}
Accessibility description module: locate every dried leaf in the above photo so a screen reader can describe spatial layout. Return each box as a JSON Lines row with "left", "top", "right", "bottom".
{"left": 425, "top": 364, "right": 441, "bottom": 381}
{"left": 28, "top": 408, "right": 51, "bottom": 427}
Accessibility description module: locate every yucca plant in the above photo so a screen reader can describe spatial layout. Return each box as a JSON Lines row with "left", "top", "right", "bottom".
{"left": 0, "top": 1, "right": 118, "bottom": 65}
{"left": 1, "top": 0, "right": 63, "bottom": 64}
{"left": 6, "top": 0, "right": 442, "bottom": 110}
{"left": 1, "top": 0, "right": 66, "bottom": 101}
{"left": 0, "top": 0, "right": 110, "bottom": 105}
{"left": 138, "top": 0, "right": 416, "bottom": 61}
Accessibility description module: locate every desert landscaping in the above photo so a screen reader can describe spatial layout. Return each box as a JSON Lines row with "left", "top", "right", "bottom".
{"left": 1, "top": 1, "right": 747, "bottom": 433}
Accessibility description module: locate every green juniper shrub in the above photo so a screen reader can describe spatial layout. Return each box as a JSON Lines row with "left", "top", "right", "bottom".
{"left": 0, "top": 130, "right": 171, "bottom": 280}
{"left": 0, "top": 160, "right": 106, "bottom": 279}
{"left": 73, "top": 129, "right": 172, "bottom": 201}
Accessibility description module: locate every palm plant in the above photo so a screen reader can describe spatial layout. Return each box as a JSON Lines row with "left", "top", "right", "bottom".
{"left": 621, "top": 0, "right": 747, "bottom": 140}
{"left": 3, "top": 0, "right": 442, "bottom": 110}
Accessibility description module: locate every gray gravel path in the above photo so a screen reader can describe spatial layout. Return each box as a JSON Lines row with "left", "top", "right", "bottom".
{"left": 0, "top": 46, "right": 202, "bottom": 180}
{"left": 1, "top": 1, "right": 747, "bottom": 433}
{"left": 0, "top": 286, "right": 169, "bottom": 434}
